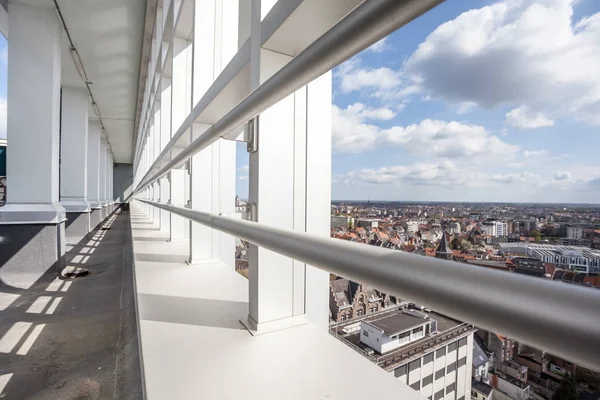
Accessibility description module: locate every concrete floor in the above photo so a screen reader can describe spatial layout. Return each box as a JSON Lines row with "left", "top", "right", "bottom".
{"left": 0, "top": 206, "right": 143, "bottom": 400}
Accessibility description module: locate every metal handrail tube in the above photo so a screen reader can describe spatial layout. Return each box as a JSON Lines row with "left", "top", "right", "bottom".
{"left": 138, "top": 200, "right": 600, "bottom": 370}
{"left": 133, "top": 0, "right": 444, "bottom": 193}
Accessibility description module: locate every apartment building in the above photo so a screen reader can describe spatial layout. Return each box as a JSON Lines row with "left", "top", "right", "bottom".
{"left": 498, "top": 243, "right": 600, "bottom": 274}
{"left": 334, "top": 307, "right": 475, "bottom": 400}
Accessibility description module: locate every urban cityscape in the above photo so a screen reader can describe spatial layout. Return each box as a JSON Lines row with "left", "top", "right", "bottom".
{"left": 233, "top": 198, "right": 600, "bottom": 399}
{"left": 328, "top": 201, "right": 600, "bottom": 400}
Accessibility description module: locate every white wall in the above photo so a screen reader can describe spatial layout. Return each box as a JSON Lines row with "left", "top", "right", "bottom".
{"left": 359, "top": 322, "right": 384, "bottom": 353}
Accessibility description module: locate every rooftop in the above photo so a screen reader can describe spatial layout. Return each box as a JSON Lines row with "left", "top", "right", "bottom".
{"left": 364, "top": 310, "right": 429, "bottom": 337}
{"left": 335, "top": 307, "right": 473, "bottom": 371}
{"left": 472, "top": 379, "right": 493, "bottom": 396}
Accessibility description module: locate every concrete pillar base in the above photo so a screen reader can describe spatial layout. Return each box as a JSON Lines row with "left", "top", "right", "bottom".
{"left": 90, "top": 209, "right": 102, "bottom": 230}
{"left": 0, "top": 222, "right": 65, "bottom": 289}
{"left": 65, "top": 211, "right": 91, "bottom": 244}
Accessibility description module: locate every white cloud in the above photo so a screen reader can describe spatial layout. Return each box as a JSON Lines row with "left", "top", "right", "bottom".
{"left": 523, "top": 149, "right": 549, "bottom": 157}
{"left": 367, "top": 38, "right": 389, "bottom": 53}
{"left": 0, "top": 97, "right": 6, "bottom": 139}
{"left": 340, "top": 161, "right": 485, "bottom": 187}
{"left": 381, "top": 119, "right": 519, "bottom": 159}
{"left": 505, "top": 106, "right": 554, "bottom": 129}
{"left": 335, "top": 58, "right": 402, "bottom": 97}
{"left": 238, "top": 176, "right": 248, "bottom": 181}
{"left": 332, "top": 103, "right": 395, "bottom": 152}
{"left": 403, "top": 0, "right": 600, "bottom": 125}
{"left": 0, "top": 48, "right": 6, "bottom": 65}
{"left": 332, "top": 106, "right": 518, "bottom": 160}
{"left": 554, "top": 171, "right": 572, "bottom": 180}
{"left": 237, "top": 164, "right": 249, "bottom": 172}
{"left": 490, "top": 171, "right": 541, "bottom": 184}
{"left": 345, "top": 103, "right": 396, "bottom": 121}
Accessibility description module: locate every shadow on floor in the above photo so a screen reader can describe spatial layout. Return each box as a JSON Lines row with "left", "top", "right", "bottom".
{"left": 134, "top": 253, "right": 188, "bottom": 264}
{"left": 0, "top": 206, "right": 143, "bottom": 400}
{"left": 138, "top": 294, "right": 247, "bottom": 330}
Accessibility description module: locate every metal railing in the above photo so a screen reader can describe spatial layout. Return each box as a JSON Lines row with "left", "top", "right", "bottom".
{"left": 138, "top": 199, "right": 600, "bottom": 371}
{"left": 132, "top": 0, "right": 444, "bottom": 193}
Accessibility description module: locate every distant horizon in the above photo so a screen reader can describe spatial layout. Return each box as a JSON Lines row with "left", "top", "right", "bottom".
{"left": 235, "top": 197, "right": 600, "bottom": 207}
{"left": 330, "top": 200, "right": 600, "bottom": 206}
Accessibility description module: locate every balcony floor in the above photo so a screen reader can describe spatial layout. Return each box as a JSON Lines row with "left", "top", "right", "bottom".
{"left": 131, "top": 203, "right": 424, "bottom": 400}
{"left": 0, "top": 206, "right": 143, "bottom": 399}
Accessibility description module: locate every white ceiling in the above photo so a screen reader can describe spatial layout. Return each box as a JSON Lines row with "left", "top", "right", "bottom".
{"left": 57, "top": 0, "right": 147, "bottom": 163}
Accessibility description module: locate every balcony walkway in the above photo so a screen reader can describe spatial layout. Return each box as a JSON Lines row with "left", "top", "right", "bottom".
{"left": 130, "top": 202, "right": 424, "bottom": 400}
{"left": 0, "top": 207, "right": 143, "bottom": 399}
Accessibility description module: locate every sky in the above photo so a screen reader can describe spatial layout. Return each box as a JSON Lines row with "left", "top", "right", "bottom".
{"left": 235, "top": 0, "right": 600, "bottom": 203}
{"left": 0, "top": 3, "right": 598, "bottom": 203}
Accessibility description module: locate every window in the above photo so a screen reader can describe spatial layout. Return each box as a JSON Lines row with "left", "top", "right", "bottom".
{"left": 412, "top": 326, "right": 424, "bottom": 335}
{"left": 435, "top": 368, "right": 445, "bottom": 380}
{"left": 423, "top": 352, "right": 434, "bottom": 365}
{"left": 458, "top": 396, "right": 465, "bottom": 400}
{"left": 422, "top": 374, "right": 433, "bottom": 387}
{"left": 410, "top": 381, "right": 420, "bottom": 391}
{"left": 448, "top": 341, "right": 458, "bottom": 352}
{"left": 399, "top": 331, "right": 410, "bottom": 339}
{"left": 394, "top": 365, "right": 407, "bottom": 378}
{"left": 434, "top": 389, "right": 444, "bottom": 400}
{"left": 459, "top": 337, "right": 467, "bottom": 347}
{"left": 409, "top": 359, "right": 421, "bottom": 372}
{"left": 446, "top": 382, "right": 456, "bottom": 394}
{"left": 362, "top": 330, "right": 369, "bottom": 337}
{"left": 341, "top": 315, "right": 347, "bottom": 321}
{"left": 458, "top": 357, "right": 467, "bottom": 368}
{"left": 436, "top": 348, "right": 446, "bottom": 358}
{"left": 447, "top": 361, "right": 456, "bottom": 373}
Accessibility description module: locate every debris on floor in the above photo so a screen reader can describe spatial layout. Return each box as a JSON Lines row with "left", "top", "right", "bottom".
{"left": 60, "top": 266, "right": 89, "bottom": 279}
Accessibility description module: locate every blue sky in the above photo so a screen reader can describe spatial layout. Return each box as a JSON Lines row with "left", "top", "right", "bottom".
{"left": 237, "top": 0, "right": 600, "bottom": 203}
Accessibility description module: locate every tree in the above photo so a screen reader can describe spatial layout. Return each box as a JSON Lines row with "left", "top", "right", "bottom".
{"left": 451, "top": 237, "right": 461, "bottom": 250}
{"left": 530, "top": 229, "right": 541, "bottom": 243}
{"left": 552, "top": 373, "right": 577, "bottom": 400}
{"left": 459, "top": 239, "right": 472, "bottom": 251}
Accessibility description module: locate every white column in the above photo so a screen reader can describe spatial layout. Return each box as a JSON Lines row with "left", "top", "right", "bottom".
{"left": 108, "top": 156, "right": 113, "bottom": 205}
{"left": 87, "top": 121, "right": 102, "bottom": 210}
{"left": 189, "top": 0, "right": 236, "bottom": 266}
{"left": 99, "top": 139, "right": 108, "bottom": 209}
{"left": 0, "top": 3, "right": 65, "bottom": 223}
{"left": 60, "top": 86, "right": 90, "bottom": 213}
{"left": 244, "top": 0, "right": 331, "bottom": 332}
{"left": 169, "top": 169, "right": 186, "bottom": 241}
{"left": 159, "top": 177, "right": 170, "bottom": 233}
